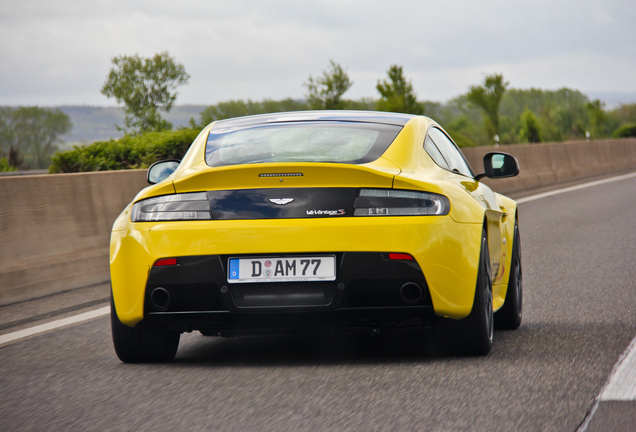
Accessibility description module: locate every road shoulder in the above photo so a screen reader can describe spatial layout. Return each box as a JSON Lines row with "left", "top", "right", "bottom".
{"left": 0, "top": 282, "right": 109, "bottom": 336}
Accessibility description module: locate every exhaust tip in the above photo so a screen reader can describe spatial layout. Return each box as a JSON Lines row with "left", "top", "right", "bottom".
{"left": 150, "top": 287, "right": 172, "bottom": 310}
{"left": 400, "top": 282, "right": 423, "bottom": 304}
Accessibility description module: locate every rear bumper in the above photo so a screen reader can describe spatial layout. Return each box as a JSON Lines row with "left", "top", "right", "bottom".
{"left": 111, "top": 216, "right": 483, "bottom": 326}
{"left": 140, "top": 253, "right": 433, "bottom": 334}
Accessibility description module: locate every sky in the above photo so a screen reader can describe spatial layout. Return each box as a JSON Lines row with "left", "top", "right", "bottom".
{"left": 1, "top": 0, "right": 635, "bottom": 107}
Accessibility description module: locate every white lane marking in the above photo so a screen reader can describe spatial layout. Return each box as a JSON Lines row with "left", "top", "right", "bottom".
{"left": 600, "top": 334, "right": 636, "bottom": 401}
{"left": 578, "top": 335, "right": 636, "bottom": 432}
{"left": 0, "top": 306, "right": 110, "bottom": 347}
{"left": 516, "top": 172, "right": 636, "bottom": 204}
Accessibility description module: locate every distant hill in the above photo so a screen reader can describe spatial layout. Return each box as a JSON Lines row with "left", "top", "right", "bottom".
{"left": 58, "top": 105, "right": 207, "bottom": 146}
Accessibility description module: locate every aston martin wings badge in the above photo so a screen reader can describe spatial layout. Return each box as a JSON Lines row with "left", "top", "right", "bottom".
{"left": 269, "top": 198, "right": 294, "bottom": 205}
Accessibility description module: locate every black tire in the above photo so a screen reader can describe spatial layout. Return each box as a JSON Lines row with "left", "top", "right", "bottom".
{"left": 432, "top": 229, "right": 493, "bottom": 356}
{"left": 495, "top": 220, "right": 522, "bottom": 330}
{"left": 111, "top": 295, "right": 180, "bottom": 363}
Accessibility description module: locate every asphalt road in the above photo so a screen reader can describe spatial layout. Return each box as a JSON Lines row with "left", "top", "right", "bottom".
{"left": 1, "top": 175, "right": 635, "bottom": 431}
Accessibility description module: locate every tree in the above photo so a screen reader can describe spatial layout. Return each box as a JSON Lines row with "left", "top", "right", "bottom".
{"left": 0, "top": 107, "right": 72, "bottom": 169}
{"left": 304, "top": 60, "right": 353, "bottom": 110}
{"left": 444, "top": 114, "right": 482, "bottom": 147}
{"left": 196, "top": 98, "right": 310, "bottom": 127}
{"left": 0, "top": 107, "right": 14, "bottom": 164}
{"left": 199, "top": 99, "right": 253, "bottom": 124}
{"left": 611, "top": 103, "right": 636, "bottom": 124}
{"left": 467, "top": 73, "right": 509, "bottom": 141}
{"left": 610, "top": 104, "right": 636, "bottom": 138}
{"left": 376, "top": 65, "right": 423, "bottom": 114}
{"left": 498, "top": 87, "right": 591, "bottom": 142}
{"left": 101, "top": 51, "right": 190, "bottom": 134}
{"left": 585, "top": 99, "right": 607, "bottom": 139}
{"left": 518, "top": 108, "right": 542, "bottom": 143}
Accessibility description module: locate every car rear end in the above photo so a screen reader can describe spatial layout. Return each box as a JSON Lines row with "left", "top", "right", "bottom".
{"left": 110, "top": 112, "right": 481, "bottom": 338}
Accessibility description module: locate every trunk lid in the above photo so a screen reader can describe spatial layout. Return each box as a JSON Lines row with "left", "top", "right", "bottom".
{"left": 173, "top": 159, "right": 400, "bottom": 193}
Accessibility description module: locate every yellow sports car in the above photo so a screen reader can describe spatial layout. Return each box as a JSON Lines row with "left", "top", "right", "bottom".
{"left": 110, "top": 111, "right": 522, "bottom": 362}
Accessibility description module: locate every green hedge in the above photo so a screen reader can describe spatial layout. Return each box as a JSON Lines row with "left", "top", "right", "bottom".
{"left": 613, "top": 123, "right": 636, "bottom": 138}
{"left": 50, "top": 128, "right": 199, "bottom": 173}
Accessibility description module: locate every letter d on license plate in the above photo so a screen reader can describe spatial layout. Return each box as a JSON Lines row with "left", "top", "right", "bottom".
{"left": 227, "top": 256, "right": 336, "bottom": 283}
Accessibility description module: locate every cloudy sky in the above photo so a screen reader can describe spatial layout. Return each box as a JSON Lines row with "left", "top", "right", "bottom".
{"left": 1, "top": 0, "right": 635, "bottom": 107}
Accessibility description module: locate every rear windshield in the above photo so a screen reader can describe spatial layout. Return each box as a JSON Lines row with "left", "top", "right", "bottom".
{"left": 205, "top": 121, "right": 402, "bottom": 167}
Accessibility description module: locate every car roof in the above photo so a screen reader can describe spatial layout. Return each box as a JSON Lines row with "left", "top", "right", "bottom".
{"left": 210, "top": 110, "right": 417, "bottom": 130}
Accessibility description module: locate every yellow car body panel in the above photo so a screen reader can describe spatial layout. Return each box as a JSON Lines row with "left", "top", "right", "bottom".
{"left": 171, "top": 159, "right": 400, "bottom": 193}
{"left": 110, "top": 112, "right": 518, "bottom": 331}
{"left": 111, "top": 214, "right": 483, "bottom": 326}
{"left": 491, "top": 193, "right": 518, "bottom": 310}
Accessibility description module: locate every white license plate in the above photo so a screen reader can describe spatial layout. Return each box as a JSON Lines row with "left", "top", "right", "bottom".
{"left": 227, "top": 256, "right": 336, "bottom": 283}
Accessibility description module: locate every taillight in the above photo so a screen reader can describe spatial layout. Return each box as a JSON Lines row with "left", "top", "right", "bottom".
{"left": 131, "top": 192, "right": 211, "bottom": 222}
{"left": 353, "top": 189, "right": 450, "bottom": 216}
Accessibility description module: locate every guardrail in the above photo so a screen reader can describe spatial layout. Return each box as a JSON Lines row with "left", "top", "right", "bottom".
{"left": 1, "top": 138, "right": 635, "bottom": 305}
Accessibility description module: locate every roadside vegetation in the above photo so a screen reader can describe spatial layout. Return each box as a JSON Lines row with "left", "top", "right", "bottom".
{"left": 0, "top": 106, "right": 72, "bottom": 170}
{"left": 49, "top": 128, "right": 198, "bottom": 173}
{"left": 100, "top": 51, "right": 190, "bottom": 134}
{"left": 2, "top": 54, "right": 636, "bottom": 173}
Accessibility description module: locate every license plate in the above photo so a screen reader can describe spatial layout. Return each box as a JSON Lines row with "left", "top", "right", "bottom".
{"left": 227, "top": 256, "right": 336, "bottom": 283}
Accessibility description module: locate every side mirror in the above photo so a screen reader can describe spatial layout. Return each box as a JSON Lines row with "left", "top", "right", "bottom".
{"left": 476, "top": 152, "right": 519, "bottom": 181}
{"left": 147, "top": 160, "right": 180, "bottom": 184}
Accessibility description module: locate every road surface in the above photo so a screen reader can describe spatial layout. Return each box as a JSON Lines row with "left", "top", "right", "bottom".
{"left": 1, "top": 174, "right": 635, "bottom": 431}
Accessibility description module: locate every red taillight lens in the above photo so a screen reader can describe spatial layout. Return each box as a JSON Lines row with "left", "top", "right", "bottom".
{"left": 389, "top": 253, "right": 414, "bottom": 261}
{"left": 154, "top": 258, "right": 178, "bottom": 267}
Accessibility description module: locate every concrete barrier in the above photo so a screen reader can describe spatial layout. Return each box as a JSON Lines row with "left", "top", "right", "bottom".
{"left": 0, "top": 170, "right": 147, "bottom": 305}
{"left": 1, "top": 138, "right": 635, "bottom": 305}
{"left": 461, "top": 138, "right": 636, "bottom": 194}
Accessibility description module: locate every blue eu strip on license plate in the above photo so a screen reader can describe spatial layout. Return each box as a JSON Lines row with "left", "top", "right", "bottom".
{"left": 228, "top": 259, "right": 240, "bottom": 280}
{"left": 227, "top": 256, "right": 336, "bottom": 283}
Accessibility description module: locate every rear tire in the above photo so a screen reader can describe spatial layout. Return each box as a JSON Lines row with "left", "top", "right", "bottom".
{"left": 111, "top": 294, "right": 180, "bottom": 363}
{"left": 495, "top": 221, "right": 522, "bottom": 330}
{"left": 432, "top": 230, "right": 493, "bottom": 356}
